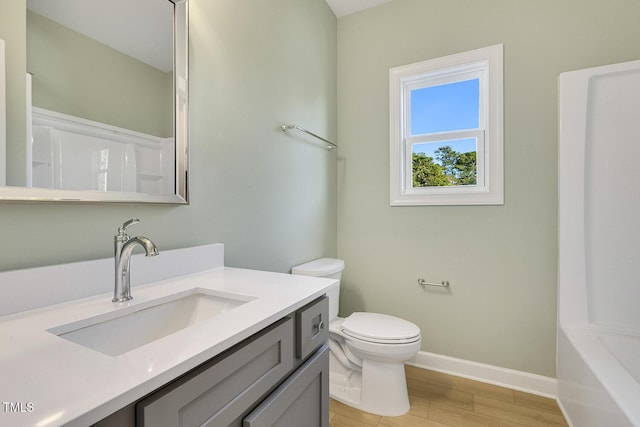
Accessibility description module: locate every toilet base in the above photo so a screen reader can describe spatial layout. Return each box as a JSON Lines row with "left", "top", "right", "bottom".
{"left": 329, "top": 353, "right": 410, "bottom": 416}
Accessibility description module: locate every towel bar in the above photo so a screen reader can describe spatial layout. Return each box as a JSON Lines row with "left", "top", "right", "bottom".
{"left": 418, "top": 278, "right": 450, "bottom": 288}
{"left": 280, "top": 124, "right": 337, "bottom": 150}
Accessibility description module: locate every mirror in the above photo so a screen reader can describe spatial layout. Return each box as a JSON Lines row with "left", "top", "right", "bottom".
{"left": 0, "top": 0, "right": 188, "bottom": 203}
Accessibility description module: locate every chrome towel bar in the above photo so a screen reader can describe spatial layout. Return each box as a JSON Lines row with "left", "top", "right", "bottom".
{"left": 280, "top": 124, "right": 337, "bottom": 150}
{"left": 418, "top": 278, "right": 450, "bottom": 288}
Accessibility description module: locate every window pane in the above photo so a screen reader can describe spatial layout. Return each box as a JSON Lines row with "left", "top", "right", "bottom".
{"left": 411, "top": 138, "right": 477, "bottom": 187}
{"left": 410, "top": 79, "right": 479, "bottom": 135}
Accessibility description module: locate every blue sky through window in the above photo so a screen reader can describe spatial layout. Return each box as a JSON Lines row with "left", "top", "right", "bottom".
{"left": 410, "top": 78, "right": 480, "bottom": 135}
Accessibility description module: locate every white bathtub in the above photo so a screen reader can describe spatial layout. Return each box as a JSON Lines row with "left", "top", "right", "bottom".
{"left": 558, "top": 60, "right": 640, "bottom": 426}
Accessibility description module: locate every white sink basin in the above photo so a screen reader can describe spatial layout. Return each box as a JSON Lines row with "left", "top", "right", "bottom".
{"left": 48, "top": 288, "right": 255, "bottom": 356}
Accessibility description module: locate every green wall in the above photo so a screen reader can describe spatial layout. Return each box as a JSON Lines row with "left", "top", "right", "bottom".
{"left": 0, "top": 0, "right": 337, "bottom": 274}
{"left": 336, "top": 0, "right": 640, "bottom": 377}
{"left": 27, "top": 11, "right": 173, "bottom": 140}
{"left": 3, "top": 0, "right": 638, "bottom": 379}
{"left": 0, "top": 0, "right": 27, "bottom": 185}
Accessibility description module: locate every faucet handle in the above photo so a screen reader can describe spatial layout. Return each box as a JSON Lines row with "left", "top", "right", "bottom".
{"left": 117, "top": 218, "right": 140, "bottom": 237}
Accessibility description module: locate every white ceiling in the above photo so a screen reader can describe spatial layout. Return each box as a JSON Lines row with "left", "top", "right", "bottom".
{"left": 27, "top": 0, "right": 174, "bottom": 72}
{"left": 325, "top": 0, "right": 393, "bottom": 17}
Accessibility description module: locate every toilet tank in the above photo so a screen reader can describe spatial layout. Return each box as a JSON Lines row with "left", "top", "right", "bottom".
{"left": 291, "top": 258, "right": 344, "bottom": 321}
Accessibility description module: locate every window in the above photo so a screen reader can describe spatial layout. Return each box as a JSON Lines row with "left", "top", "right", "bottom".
{"left": 389, "top": 44, "right": 503, "bottom": 206}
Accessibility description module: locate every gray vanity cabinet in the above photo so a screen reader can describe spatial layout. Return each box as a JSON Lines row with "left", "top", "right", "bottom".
{"left": 93, "top": 296, "right": 329, "bottom": 427}
{"left": 243, "top": 345, "right": 329, "bottom": 427}
{"left": 137, "top": 317, "right": 295, "bottom": 427}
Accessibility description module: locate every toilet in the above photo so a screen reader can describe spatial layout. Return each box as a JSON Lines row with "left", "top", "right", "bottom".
{"left": 292, "top": 258, "right": 421, "bottom": 416}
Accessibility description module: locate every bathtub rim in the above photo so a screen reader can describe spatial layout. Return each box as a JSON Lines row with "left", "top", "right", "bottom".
{"left": 558, "top": 325, "right": 640, "bottom": 426}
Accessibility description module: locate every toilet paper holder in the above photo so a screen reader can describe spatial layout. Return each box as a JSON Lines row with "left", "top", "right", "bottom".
{"left": 418, "top": 278, "right": 450, "bottom": 288}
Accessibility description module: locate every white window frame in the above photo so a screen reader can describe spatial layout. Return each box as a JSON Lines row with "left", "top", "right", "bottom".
{"left": 389, "top": 44, "right": 503, "bottom": 206}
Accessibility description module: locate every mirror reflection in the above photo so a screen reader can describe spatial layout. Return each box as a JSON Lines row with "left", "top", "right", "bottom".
{"left": 0, "top": 0, "right": 188, "bottom": 203}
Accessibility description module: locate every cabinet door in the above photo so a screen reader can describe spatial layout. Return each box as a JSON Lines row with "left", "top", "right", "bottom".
{"left": 137, "top": 317, "right": 294, "bottom": 427}
{"left": 296, "top": 296, "right": 328, "bottom": 361}
{"left": 243, "top": 345, "right": 329, "bottom": 427}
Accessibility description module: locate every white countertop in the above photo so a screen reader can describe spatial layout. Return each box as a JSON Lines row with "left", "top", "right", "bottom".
{"left": 0, "top": 266, "right": 337, "bottom": 427}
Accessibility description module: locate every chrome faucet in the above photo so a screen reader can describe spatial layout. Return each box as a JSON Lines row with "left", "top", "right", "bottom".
{"left": 113, "top": 218, "right": 159, "bottom": 302}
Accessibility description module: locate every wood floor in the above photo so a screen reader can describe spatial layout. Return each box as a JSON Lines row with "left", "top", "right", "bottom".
{"left": 329, "top": 365, "right": 569, "bottom": 427}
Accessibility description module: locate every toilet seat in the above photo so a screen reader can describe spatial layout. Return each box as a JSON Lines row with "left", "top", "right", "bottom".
{"left": 291, "top": 258, "right": 421, "bottom": 416}
{"left": 340, "top": 312, "right": 421, "bottom": 344}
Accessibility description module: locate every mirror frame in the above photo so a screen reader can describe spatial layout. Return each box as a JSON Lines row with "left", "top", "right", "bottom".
{"left": 0, "top": 0, "right": 189, "bottom": 204}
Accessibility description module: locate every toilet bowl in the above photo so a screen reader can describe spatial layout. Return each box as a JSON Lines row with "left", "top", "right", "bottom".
{"left": 291, "top": 258, "right": 421, "bottom": 416}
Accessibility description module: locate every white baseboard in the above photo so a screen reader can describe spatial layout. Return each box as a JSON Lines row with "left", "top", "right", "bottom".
{"left": 407, "top": 350, "right": 558, "bottom": 399}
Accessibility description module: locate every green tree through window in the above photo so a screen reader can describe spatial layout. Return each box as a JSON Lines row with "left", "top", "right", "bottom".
{"left": 412, "top": 153, "right": 448, "bottom": 187}
{"left": 412, "top": 145, "right": 477, "bottom": 187}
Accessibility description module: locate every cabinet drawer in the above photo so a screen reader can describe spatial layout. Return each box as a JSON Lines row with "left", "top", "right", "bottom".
{"left": 296, "top": 296, "right": 328, "bottom": 360}
{"left": 136, "top": 317, "right": 294, "bottom": 427}
{"left": 243, "top": 345, "right": 329, "bottom": 427}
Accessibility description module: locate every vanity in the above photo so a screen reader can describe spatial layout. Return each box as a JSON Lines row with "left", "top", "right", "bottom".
{"left": 0, "top": 244, "right": 335, "bottom": 427}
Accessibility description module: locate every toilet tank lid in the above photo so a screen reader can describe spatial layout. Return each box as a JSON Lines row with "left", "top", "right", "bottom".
{"left": 291, "top": 258, "right": 345, "bottom": 277}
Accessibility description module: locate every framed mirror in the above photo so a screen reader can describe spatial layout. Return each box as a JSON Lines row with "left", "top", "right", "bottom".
{"left": 0, "top": 0, "right": 188, "bottom": 203}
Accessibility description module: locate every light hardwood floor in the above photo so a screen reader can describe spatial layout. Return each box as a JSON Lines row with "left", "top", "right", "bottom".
{"left": 329, "top": 365, "right": 569, "bottom": 427}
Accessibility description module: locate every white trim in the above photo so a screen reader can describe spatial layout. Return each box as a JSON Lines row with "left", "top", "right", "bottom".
{"left": 390, "top": 44, "right": 504, "bottom": 206}
{"left": 408, "top": 350, "right": 558, "bottom": 398}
